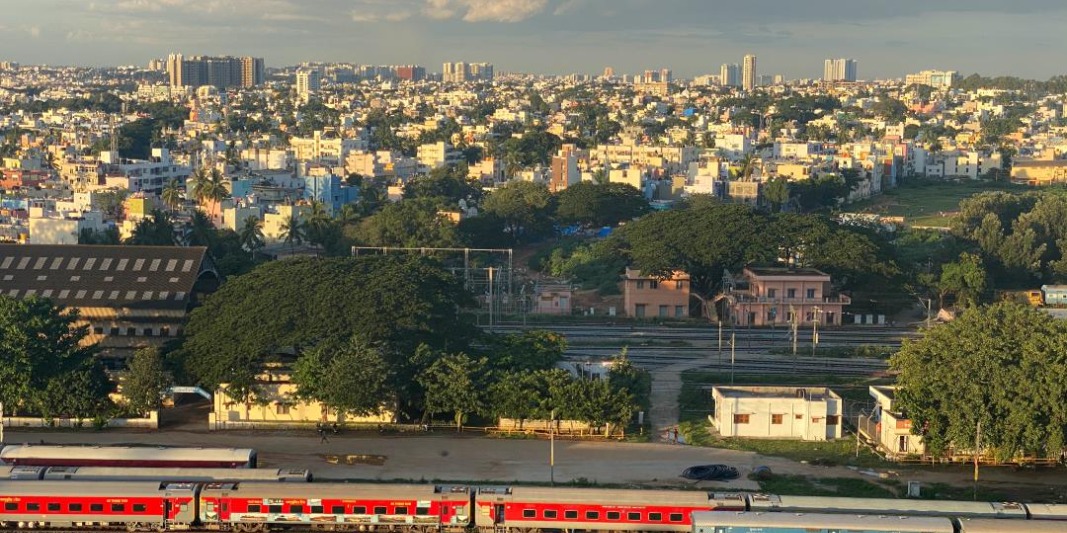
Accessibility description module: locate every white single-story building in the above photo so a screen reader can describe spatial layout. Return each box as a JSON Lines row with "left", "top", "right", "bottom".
{"left": 858, "top": 385, "right": 926, "bottom": 457}
{"left": 710, "top": 386, "right": 843, "bottom": 441}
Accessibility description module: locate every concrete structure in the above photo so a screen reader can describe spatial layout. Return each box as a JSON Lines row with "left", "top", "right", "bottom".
{"left": 27, "top": 210, "right": 108, "bottom": 245}
{"left": 742, "top": 54, "right": 757, "bottom": 91}
{"left": 166, "top": 54, "right": 263, "bottom": 88}
{"left": 291, "top": 131, "right": 368, "bottom": 168}
{"left": 532, "top": 283, "right": 573, "bottom": 316}
{"left": 549, "top": 146, "right": 581, "bottom": 192}
{"left": 823, "top": 58, "right": 858, "bottom": 82}
{"left": 719, "top": 64, "right": 741, "bottom": 87}
{"left": 417, "top": 142, "right": 462, "bottom": 170}
{"left": 622, "top": 267, "right": 690, "bottom": 319}
{"left": 710, "top": 386, "right": 843, "bottom": 441}
{"left": 210, "top": 368, "right": 393, "bottom": 430}
{"left": 1011, "top": 159, "right": 1067, "bottom": 185}
{"left": 904, "top": 69, "right": 960, "bottom": 89}
{"left": 0, "top": 245, "right": 219, "bottom": 363}
{"left": 295, "top": 69, "right": 322, "bottom": 98}
{"left": 730, "top": 267, "right": 850, "bottom": 327}
{"left": 858, "top": 386, "right": 926, "bottom": 458}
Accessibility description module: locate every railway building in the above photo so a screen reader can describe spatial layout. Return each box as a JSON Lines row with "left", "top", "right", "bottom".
{"left": 710, "top": 386, "right": 843, "bottom": 441}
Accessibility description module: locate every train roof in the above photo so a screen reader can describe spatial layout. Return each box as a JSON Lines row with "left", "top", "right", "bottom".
{"left": 202, "top": 483, "right": 469, "bottom": 500}
{"left": 1022, "top": 503, "right": 1067, "bottom": 520}
{"left": 692, "top": 511, "right": 954, "bottom": 532}
{"left": 0, "top": 466, "right": 45, "bottom": 479}
{"left": 496, "top": 486, "right": 723, "bottom": 506}
{"left": 747, "top": 494, "right": 1028, "bottom": 517}
{"left": 0, "top": 480, "right": 169, "bottom": 497}
{"left": 0, "top": 445, "right": 255, "bottom": 462}
{"left": 958, "top": 518, "right": 1067, "bottom": 533}
{"left": 41, "top": 467, "right": 310, "bottom": 482}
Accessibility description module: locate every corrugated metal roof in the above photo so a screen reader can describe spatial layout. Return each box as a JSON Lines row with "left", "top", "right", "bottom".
{"left": 692, "top": 512, "right": 954, "bottom": 532}
{"left": 0, "top": 445, "right": 254, "bottom": 464}
{"left": 0, "top": 244, "right": 208, "bottom": 310}
{"left": 0, "top": 480, "right": 168, "bottom": 498}
{"left": 203, "top": 483, "right": 466, "bottom": 500}
{"left": 505, "top": 487, "right": 712, "bottom": 506}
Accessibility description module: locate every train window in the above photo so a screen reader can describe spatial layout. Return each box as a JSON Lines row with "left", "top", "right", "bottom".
{"left": 606, "top": 511, "right": 621, "bottom": 520}
{"left": 522, "top": 509, "right": 536, "bottom": 518}
{"left": 354, "top": 507, "right": 367, "bottom": 514}
{"left": 627, "top": 512, "right": 641, "bottom": 521}
{"left": 4, "top": 503, "right": 17, "bottom": 511}
{"left": 27, "top": 503, "right": 39, "bottom": 512}
{"left": 585, "top": 511, "right": 600, "bottom": 520}
{"left": 564, "top": 510, "right": 578, "bottom": 519}
{"left": 311, "top": 506, "right": 324, "bottom": 514}
{"left": 48, "top": 503, "right": 61, "bottom": 512}
{"left": 90, "top": 504, "right": 102, "bottom": 512}
{"left": 290, "top": 505, "right": 304, "bottom": 514}
{"left": 112, "top": 504, "right": 126, "bottom": 512}
{"left": 394, "top": 507, "right": 408, "bottom": 515}
{"left": 544, "top": 510, "right": 558, "bottom": 519}
{"left": 268, "top": 505, "right": 283, "bottom": 514}
{"left": 69, "top": 503, "right": 83, "bottom": 512}
{"left": 373, "top": 507, "right": 387, "bottom": 515}
{"left": 416, "top": 506, "right": 431, "bottom": 516}
{"left": 331, "top": 506, "right": 345, "bottom": 514}
{"left": 248, "top": 505, "right": 261, "bottom": 513}
{"left": 649, "top": 513, "right": 662, "bottom": 521}
{"left": 669, "top": 513, "right": 683, "bottom": 522}
{"left": 133, "top": 504, "right": 146, "bottom": 513}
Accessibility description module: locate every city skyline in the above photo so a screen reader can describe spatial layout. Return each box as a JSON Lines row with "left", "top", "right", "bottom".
{"left": 2, "top": 0, "right": 1067, "bottom": 79}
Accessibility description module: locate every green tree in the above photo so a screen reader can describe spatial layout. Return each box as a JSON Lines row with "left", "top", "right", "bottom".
{"left": 127, "top": 210, "right": 176, "bottom": 246}
{"left": 280, "top": 214, "right": 306, "bottom": 253}
{"left": 486, "top": 330, "right": 568, "bottom": 373}
{"left": 418, "top": 353, "right": 487, "bottom": 431}
{"left": 161, "top": 178, "right": 184, "bottom": 212}
{"left": 355, "top": 197, "right": 460, "bottom": 248}
{"left": 293, "top": 335, "right": 391, "bottom": 419}
{"left": 555, "top": 183, "right": 650, "bottom": 227}
{"left": 239, "top": 216, "right": 265, "bottom": 256}
{"left": 892, "top": 302, "right": 1067, "bottom": 459}
{"left": 0, "top": 296, "right": 110, "bottom": 417}
{"left": 403, "top": 164, "right": 480, "bottom": 204}
{"left": 480, "top": 181, "right": 554, "bottom": 243}
{"left": 763, "top": 176, "right": 790, "bottom": 213}
{"left": 487, "top": 371, "right": 544, "bottom": 427}
{"left": 938, "top": 252, "right": 988, "bottom": 308}
{"left": 121, "top": 347, "right": 172, "bottom": 416}
{"left": 181, "top": 256, "right": 477, "bottom": 404}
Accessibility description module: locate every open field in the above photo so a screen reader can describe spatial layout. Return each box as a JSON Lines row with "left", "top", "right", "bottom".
{"left": 845, "top": 179, "right": 1026, "bottom": 227}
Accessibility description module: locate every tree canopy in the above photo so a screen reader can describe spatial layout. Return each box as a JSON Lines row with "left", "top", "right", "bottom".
{"left": 892, "top": 302, "right": 1067, "bottom": 459}
{"left": 555, "top": 183, "right": 650, "bottom": 227}
{"left": 181, "top": 256, "right": 477, "bottom": 399}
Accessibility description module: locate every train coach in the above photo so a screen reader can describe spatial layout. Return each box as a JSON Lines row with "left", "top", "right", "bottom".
{"left": 0, "top": 480, "right": 199, "bottom": 531}
{"left": 473, "top": 486, "right": 745, "bottom": 532}
{"left": 745, "top": 494, "right": 1029, "bottom": 519}
{"left": 692, "top": 511, "right": 956, "bottom": 533}
{"left": 0, "top": 445, "right": 257, "bottom": 468}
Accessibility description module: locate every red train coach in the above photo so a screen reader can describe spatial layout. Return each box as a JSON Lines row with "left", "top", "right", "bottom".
{"left": 474, "top": 486, "right": 745, "bottom": 532}
{"left": 199, "top": 482, "right": 472, "bottom": 532}
{"left": 0, "top": 480, "right": 198, "bottom": 530}
{"left": 0, "top": 445, "right": 257, "bottom": 468}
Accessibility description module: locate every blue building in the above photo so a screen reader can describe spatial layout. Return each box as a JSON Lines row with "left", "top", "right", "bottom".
{"left": 303, "top": 175, "right": 358, "bottom": 214}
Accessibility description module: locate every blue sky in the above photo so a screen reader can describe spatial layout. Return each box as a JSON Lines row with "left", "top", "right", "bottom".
{"left": 2, "top": 0, "right": 1066, "bottom": 79}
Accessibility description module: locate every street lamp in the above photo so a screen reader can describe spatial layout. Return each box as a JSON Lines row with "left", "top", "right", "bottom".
{"left": 811, "top": 306, "right": 822, "bottom": 358}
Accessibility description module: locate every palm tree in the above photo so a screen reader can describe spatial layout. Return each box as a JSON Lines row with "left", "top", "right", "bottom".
{"left": 161, "top": 179, "right": 183, "bottom": 213}
{"left": 204, "top": 167, "right": 230, "bottom": 218}
{"left": 239, "top": 216, "right": 265, "bottom": 257}
{"left": 336, "top": 203, "right": 360, "bottom": 226}
{"left": 280, "top": 214, "right": 305, "bottom": 254}
{"left": 189, "top": 167, "right": 210, "bottom": 206}
{"left": 185, "top": 210, "right": 215, "bottom": 247}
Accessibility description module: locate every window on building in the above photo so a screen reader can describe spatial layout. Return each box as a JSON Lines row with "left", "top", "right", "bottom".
{"left": 276, "top": 404, "right": 290, "bottom": 415}
{"left": 88, "top": 504, "right": 101, "bottom": 512}
{"left": 733, "top": 414, "right": 750, "bottom": 424}
{"left": 143, "top": 328, "right": 154, "bottom": 337}
{"left": 634, "top": 304, "right": 646, "bottom": 318}
{"left": 675, "top": 280, "right": 684, "bottom": 289}
{"left": 627, "top": 512, "right": 641, "bottom": 521}
{"left": 268, "top": 505, "right": 283, "bottom": 514}
{"left": 373, "top": 507, "right": 387, "bottom": 515}
{"left": 126, "top": 327, "right": 136, "bottom": 336}
{"left": 394, "top": 507, "right": 407, "bottom": 515}
{"left": 771, "top": 414, "right": 784, "bottom": 425}
{"left": 649, "top": 280, "right": 658, "bottom": 289}
{"left": 585, "top": 511, "right": 600, "bottom": 520}
{"left": 636, "top": 280, "right": 645, "bottom": 289}
{"left": 649, "top": 513, "right": 662, "bottom": 521}
{"left": 523, "top": 509, "right": 536, "bottom": 519}
{"left": 658, "top": 305, "right": 668, "bottom": 317}
{"left": 93, "top": 326, "right": 104, "bottom": 334}
{"left": 111, "top": 504, "right": 126, "bottom": 512}
{"left": 290, "top": 505, "right": 304, "bottom": 514}
{"left": 331, "top": 506, "right": 345, "bottom": 514}
{"left": 795, "top": 414, "right": 803, "bottom": 420}
{"left": 768, "top": 288, "right": 777, "bottom": 298}
{"left": 248, "top": 505, "right": 262, "bottom": 513}
{"left": 48, "top": 503, "right": 61, "bottom": 512}
{"left": 564, "top": 510, "right": 578, "bottom": 519}
{"left": 827, "top": 415, "right": 840, "bottom": 425}
{"left": 543, "top": 510, "right": 557, "bottom": 519}
{"left": 805, "top": 312, "right": 814, "bottom": 321}
{"left": 133, "top": 504, "right": 146, "bottom": 513}
{"left": 787, "top": 288, "right": 796, "bottom": 298}
{"left": 161, "top": 326, "right": 171, "bottom": 336}
{"left": 353, "top": 506, "right": 367, "bottom": 514}
{"left": 675, "top": 305, "right": 685, "bottom": 317}
{"left": 807, "top": 288, "right": 816, "bottom": 299}
{"left": 311, "top": 506, "right": 324, "bottom": 514}
{"left": 4, "top": 503, "right": 16, "bottom": 511}
{"left": 109, "top": 327, "right": 119, "bottom": 336}
{"left": 669, "top": 513, "right": 684, "bottom": 522}
{"left": 606, "top": 512, "right": 621, "bottom": 520}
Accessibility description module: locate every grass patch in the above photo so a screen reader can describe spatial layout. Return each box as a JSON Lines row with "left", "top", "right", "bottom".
{"left": 569, "top": 339, "right": 692, "bottom": 348}
{"left": 756, "top": 474, "right": 897, "bottom": 498}
{"left": 919, "top": 482, "right": 1012, "bottom": 502}
{"left": 768, "top": 345, "right": 895, "bottom": 359}
{"left": 845, "top": 179, "right": 1026, "bottom": 227}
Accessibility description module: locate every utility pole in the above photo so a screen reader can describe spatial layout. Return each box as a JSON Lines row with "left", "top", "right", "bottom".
{"left": 488, "top": 267, "right": 494, "bottom": 333}
{"left": 811, "top": 307, "right": 821, "bottom": 358}
{"left": 549, "top": 408, "right": 556, "bottom": 485}
{"left": 973, "top": 420, "right": 981, "bottom": 500}
{"left": 730, "top": 333, "right": 736, "bottom": 385}
{"left": 718, "top": 320, "right": 723, "bottom": 369}
{"left": 0, "top": 401, "right": 4, "bottom": 445}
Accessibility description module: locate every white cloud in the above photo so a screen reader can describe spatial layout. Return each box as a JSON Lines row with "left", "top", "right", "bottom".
{"left": 385, "top": 10, "right": 414, "bottom": 22}
{"left": 423, "top": 0, "right": 457, "bottom": 20}
{"left": 27, "top": 26, "right": 41, "bottom": 38}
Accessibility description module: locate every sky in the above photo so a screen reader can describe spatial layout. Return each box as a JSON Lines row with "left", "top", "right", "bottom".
{"left": 2, "top": 0, "right": 1067, "bottom": 79}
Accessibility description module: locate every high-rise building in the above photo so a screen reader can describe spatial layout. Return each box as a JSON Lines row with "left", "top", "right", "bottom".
{"left": 720, "top": 63, "right": 741, "bottom": 87}
{"left": 395, "top": 65, "right": 426, "bottom": 82}
{"left": 166, "top": 54, "right": 264, "bottom": 88}
{"left": 296, "top": 69, "right": 321, "bottom": 97}
{"left": 603, "top": 67, "right": 615, "bottom": 79}
{"left": 823, "top": 58, "right": 858, "bottom": 82}
{"left": 660, "top": 68, "right": 673, "bottom": 84}
{"left": 442, "top": 61, "right": 493, "bottom": 83}
{"left": 742, "top": 54, "right": 757, "bottom": 91}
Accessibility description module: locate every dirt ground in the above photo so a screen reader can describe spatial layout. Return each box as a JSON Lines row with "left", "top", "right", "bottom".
{"left": 5, "top": 422, "right": 1066, "bottom": 501}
